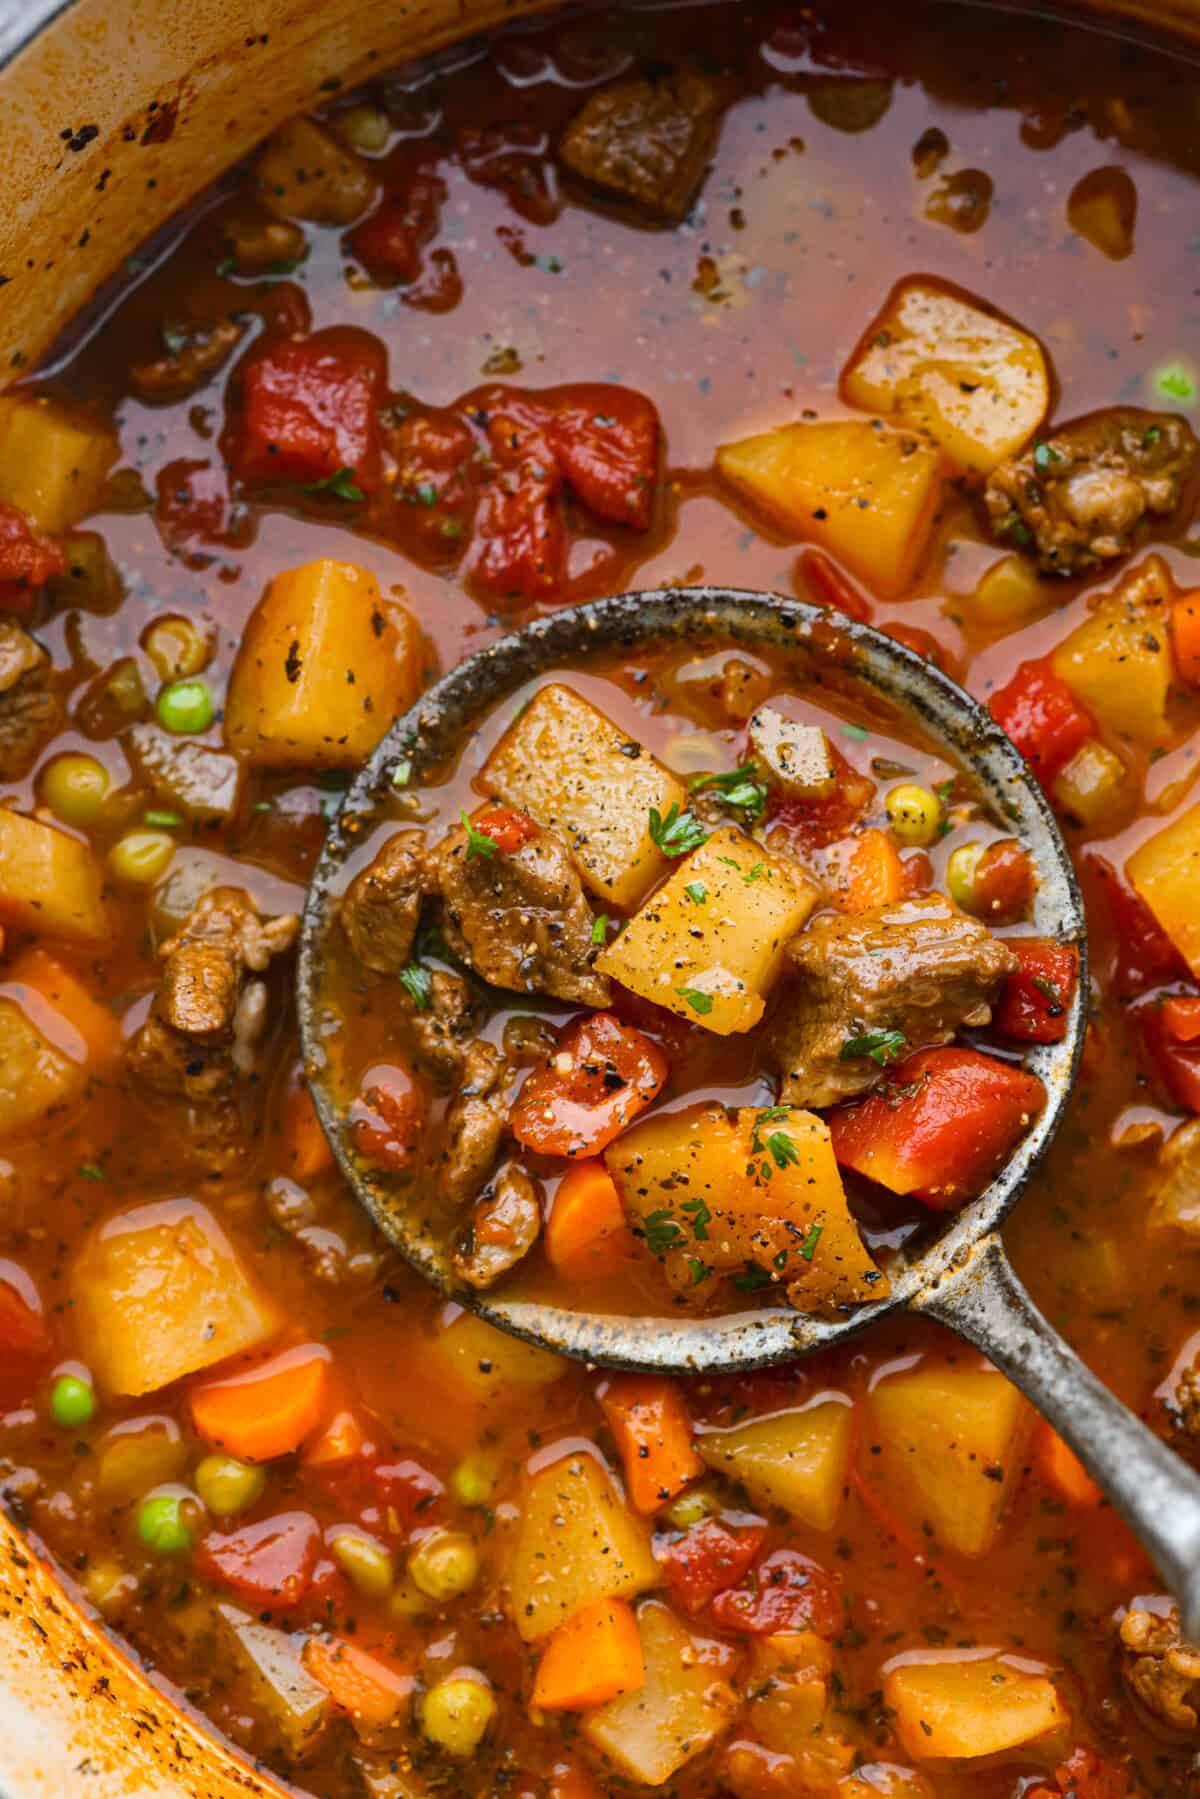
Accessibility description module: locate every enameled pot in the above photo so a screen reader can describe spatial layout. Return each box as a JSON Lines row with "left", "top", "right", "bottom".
{"left": 0, "top": 1, "right": 1197, "bottom": 1793}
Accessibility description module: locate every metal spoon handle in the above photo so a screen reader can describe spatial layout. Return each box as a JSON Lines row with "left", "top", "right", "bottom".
{"left": 920, "top": 1233, "right": 1200, "bottom": 1641}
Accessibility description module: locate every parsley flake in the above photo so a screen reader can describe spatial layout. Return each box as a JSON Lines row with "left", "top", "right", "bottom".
{"left": 461, "top": 809, "right": 499, "bottom": 860}
{"left": 648, "top": 803, "right": 709, "bottom": 858}
{"left": 644, "top": 1209, "right": 684, "bottom": 1256}
{"left": 591, "top": 914, "right": 609, "bottom": 945}
{"left": 841, "top": 1028, "right": 908, "bottom": 1066}
{"left": 688, "top": 761, "right": 769, "bottom": 826}
{"left": 765, "top": 1130, "right": 800, "bottom": 1170}
{"left": 733, "top": 1263, "right": 773, "bottom": 1291}
{"left": 304, "top": 465, "right": 365, "bottom": 503}
{"left": 677, "top": 986, "right": 714, "bottom": 1016}
{"left": 1033, "top": 441, "right": 1063, "bottom": 472}
{"left": 680, "top": 1197, "right": 711, "bottom": 1241}
{"left": 798, "top": 1223, "right": 823, "bottom": 1262}
{"left": 398, "top": 963, "right": 433, "bottom": 1009}
{"left": 684, "top": 881, "right": 708, "bottom": 905}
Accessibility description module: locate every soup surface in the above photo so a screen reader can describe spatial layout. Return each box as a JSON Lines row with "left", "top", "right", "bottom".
{"left": 2, "top": 2, "right": 1200, "bottom": 1795}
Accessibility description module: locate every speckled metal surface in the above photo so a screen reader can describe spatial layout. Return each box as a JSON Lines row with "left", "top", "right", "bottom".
{"left": 298, "top": 587, "right": 1088, "bottom": 1373}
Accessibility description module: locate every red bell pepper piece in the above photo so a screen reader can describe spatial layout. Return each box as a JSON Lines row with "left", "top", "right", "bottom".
{"left": 231, "top": 326, "right": 387, "bottom": 493}
{"left": 828, "top": 1046, "right": 1046, "bottom": 1209}
{"left": 709, "top": 1547, "right": 841, "bottom": 1638}
{"left": 351, "top": 1063, "right": 427, "bottom": 1173}
{"left": 988, "top": 657, "right": 1094, "bottom": 782}
{"left": 546, "top": 384, "right": 659, "bottom": 530}
{"left": 1139, "top": 993, "right": 1200, "bottom": 1112}
{"left": 1026, "top": 1747, "right": 1129, "bottom": 1799}
{"left": 1088, "top": 853, "right": 1186, "bottom": 1000}
{"left": 993, "top": 940, "right": 1079, "bottom": 1044}
{"left": 510, "top": 1012, "right": 669, "bottom": 1159}
{"left": 196, "top": 1511, "right": 321, "bottom": 1609}
{"left": 797, "top": 547, "right": 872, "bottom": 622}
{"left": 0, "top": 1260, "right": 49, "bottom": 1358}
{"left": 471, "top": 806, "right": 540, "bottom": 855}
{"left": 346, "top": 172, "right": 445, "bottom": 284}
{"left": 0, "top": 502, "right": 66, "bottom": 613}
{"left": 658, "top": 1518, "right": 766, "bottom": 1613}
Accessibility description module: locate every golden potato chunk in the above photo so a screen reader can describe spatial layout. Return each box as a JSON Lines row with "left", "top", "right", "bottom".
{"left": 1051, "top": 553, "right": 1176, "bottom": 748}
{"left": 1128, "top": 800, "right": 1200, "bottom": 978}
{"left": 224, "top": 559, "right": 421, "bottom": 769}
{"left": 717, "top": 419, "right": 943, "bottom": 597}
{"left": 0, "top": 395, "right": 117, "bottom": 533}
{"left": 253, "top": 117, "right": 377, "bottom": 225}
{"left": 698, "top": 1401, "right": 853, "bottom": 1531}
{"left": 508, "top": 1451, "right": 658, "bottom": 1641}
{"left": 584, "top": 1601, "right": 740, "bottom": 1784}
{"left": 597, "top": 824, "right": 817, "bottom": 1034}
{"left": 481, "top": 683, "right": 686, "bottom": 909}
{"left": 748, "top": 707, "right": 836, "bottom": 797}
{"left": 842, "top": 278, "right": 1049, "bottom": 475}
{"left": 884, "top": 1656, "right": 1065, "bottom": 1760}
{"left": 0, "top": 806, "right": 107, "bottom": 944}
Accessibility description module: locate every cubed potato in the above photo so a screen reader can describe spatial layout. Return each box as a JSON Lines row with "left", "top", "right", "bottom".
{"left": 1051, "top": 738, "right": 1127, "bottom": 826}
{"left": 1051, "top": 556, "right": 1176, "bottom": 748}
{"left": 863, "top": 1362, "right": 1030, "bottom": 1557}
{"left": 0, "top": 1000, "right": 84, "bottom": 1140}
{"left": 0, "top": 807, "right": 107, "bottom": 944}
{"left": 0, "top": 395, "right": 118, "bottom": 533}
{"left": 509, "top": 1450, "right": 659, "bottom": 1641}
{"left": 96, "top": 1417, "right": 188, "bottom": 1503}
{"left": 224, "top": 559, "right": 421, "bottom": 769}
{"left": 72, "top": 1198, "right": 281, "bottom": 1396}
{"left": 0, "top": 946, "right": 120, "bottom": 1142}
{"left": 717, "top": 419, "right": 944, "bottom": 597}
{"left": 216, "top": 1604, "right": 330, "bottom": 1760}
{"left": 883, "top": 1655, "right": 1066, "bottom": 1760}
{"left": 430, "top": 1308, "right": 568, "bottom": 1408}
{"left": 597, "top": 825, "right": 817, "bottom": 1035}
{"left": 606, "top": 1103, "right": 887, "bottom": 1311}
{"left": 481, "top": 684, "right": 686, "bottom": 909}
{"left": 748, "top": 707, "right": 836, "bottom": 797}
{"left": 584, "top": 1600, "right": 740, "bottom": 1785}
{"left": 698, "top": 1400, "right": 854, "bottom": 1531}
{"left": 969, "top": 554, "right": 1052, "bottom": 627}
{"left": 842, "top": 278, "right": 1049, "bottom": 476}
{"left": 1128, "top": 800, "right": 1200, "bottom": 978}
{"left": 254, "top": 117, "right": 377, "bottom": 225}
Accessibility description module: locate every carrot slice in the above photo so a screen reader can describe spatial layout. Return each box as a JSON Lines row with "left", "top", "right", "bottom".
{"left": 304, "top": 1405, "right": 370, "bottom": 1469}
{"left": 1039, "top": 1422, "right": 1102, "bottom": 1508}
{"left": 532, "top": 1597, "right": 645, "bottom": 1712}
{"left": 598, "top": 1374, "right": 704, "bottom": 1515}
{"left": 831, "top": 828, "right": 905, "bottom": 913}
{"left": 281, "top": 1075, "right": 333, "bottom": 1184}
{"left": 545, "top": 1161, "right": 637, "bottom": 1279}
{"left": 1172, "top": 590, "right": 1200, "bottom": 686}
{"left": 190, "top": 1343, "right": 330, "bottom": 1462}
{"left": 301, "top": 1636, "right": 413, "bottom": 1728}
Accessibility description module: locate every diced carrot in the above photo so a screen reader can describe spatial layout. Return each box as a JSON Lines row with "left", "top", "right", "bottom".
{"left": 304, "top": 1405, "right": 370, "bottom": 1469}
{"left": 6, "top": 946, "right": 120, "bottom": 1068}
{"left": 598, "top": 1374, "right": 704, "bottom": 1515}
{"left": 190, "top": 1343, "right": 331, "bottom": 1462}
{"left": 1162, "top": 995, "right": 1200, "bottom": 1044}
{"left": 1038, "top": 1422, "right": 1102, "bottom": 1508}
{"left": 282, "top": 1074, "right": 334, "bottom": 1184}
{"left": 830, "top": 827, "right": 905, "bottom": 912}
{"left": 545, "top": 1161, "right": 637, "bottom": 1279}
{"left": 1171, "top": 591, "right": 1200, "bottom": 686}
{"left": 532, "top": 1597, "right": 645, "bottom": 1712}
{"left": 0, "top": 1260, "right": 49, "bottom": 1357}
{"left": 301, "top": 1636, "right": 413, "bottom": 1729}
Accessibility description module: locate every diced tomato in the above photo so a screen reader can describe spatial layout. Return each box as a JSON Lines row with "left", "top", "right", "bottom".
{"left": 796, "top": 547, "right": 872, "bottom": 622}
{"left": 0, "top": 501, "right": 66, "bottom": 612}
{"left": 456, "top": 123, "right": 561, "bottom": 226}
{"left": 767, "top": 744, "right": 876, "bottom": 851}
{"left": 471, "top": 806, "right": 539, "bottom": 855}
{"left": 1028, "top": 1747, "right": 1129, "bottom": 1799}
{"left": 0, "top": 1261, "right": 49, "bottom": 1358}
{"left": 346, "top": 173, "right": 444, "bottom": 284}
{"left": 547, "top": 385, "right": 659, "bottom": 529}
{"left": 369, "top": 1456, "right": 445, "bottom": 1538}
{"left": 389, "top": 406, "right": 476, "bottom": 552}
{"left": 196, "top": 1511, "right": 321, "bottom": 1609}
{"left": 1139, "top": 993, "right": 1200, "bottom": 1112}
{"left": 510, "top": 1012, "right": 669, "bottom": 1159}
{"left": 1088, "top": 853, "right": 1186, "bottom": 1000}
{"left": 828, "top": 1046, "right": 1046, "bottom": 1208}
{"left": 154, "top": 458, "right": 230, "bottom": 551}
{"left": 994, "top": 940, "right": 1079, "bottom": 1044}
{"left": 972, "top": 838, "right": 1036, "bottom": 922}
{"left": 466, "top": 458, "right": 566, "bottom": 599}
{"left": 709, "top": 1548, "right": 840, "bottom": 1638}
{"left": 988, "top": 657, "right": 1094, "bottom": 783}
{"left": 230, "top": 325, "right": 387, "bottom": 493}
{"left": 351, "top": 1063, "right": 427, "bottom": 1173}
{"left": 658, "top": 1518, "right": 767, "bottom": 1612}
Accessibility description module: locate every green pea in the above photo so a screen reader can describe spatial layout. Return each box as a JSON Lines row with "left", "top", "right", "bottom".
{"left": 407, "top": 1529, "right": 479, "bottom": 1601}
{"left": 136, "top": 1492, "right": 194, "bottom": 1555}
{"left": 330, "top": 1529, "right": 393, "bottom": 1598}
{"left": 194, "top": 1455, "right": 264, "bottom": 1519}
{"left": 156, "top": 677, "right": 214, "bottom": 735}
{"left": 421, "top": 1673, "right": 496, "bottom": 1756}
{"left": 39, "top": 753, "right": 110, "bottom": 828}
{"left": 50, "top": 1374, "right": 95, "bottom": 1430}
{"left": 450, "top": 1453, "right": 498, "bottom": 1510}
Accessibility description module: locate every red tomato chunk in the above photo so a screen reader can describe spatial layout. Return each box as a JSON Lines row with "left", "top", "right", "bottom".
{"left": 0, "top": 501, "right": 66, "bottom": 611}
{"left": 196, "top": 1511, "right": 322, "bottom": 1609}
{"left": 709, "top": 1547, "right": 841, "bottom": 1637}
{"left": 994, "top": 940, "right": 1079, "bottom": 1043}
{"left": 229, "top": 326, "right": 387, "bottom": 493}
{"left": 1139, "top": 992, "right": 1200, "bottom": 1112}
{"left": 988, "top": 657, "right": 1094, "bottom": 782}
{"left": 658, "top": 1518, "right": 767, "bottom": 1613}
{"left": 510, "top": 1012, "right": 668, "bottom": 1158}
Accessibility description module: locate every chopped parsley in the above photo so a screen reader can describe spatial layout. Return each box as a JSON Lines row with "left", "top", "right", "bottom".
{"left": 684, "top": 880, "right": 708, "bottom": 905}
{"left": 391, "top": 759, "right": 412, "bottom": 789}
{"left": 1004, "top": 516, "right": 1033, "bottom": 547}
{"left": 677, "top": 986, "right": 714, "bottom": 1016}
{"left": 590, "top": 914, "right": 609, "bottom": 945}
{"left": 841, "top": 723, "right": 870, "bottom": 743}
{"left": 77, "top": 1162, "right": 105, "bottom": 1183}
{"left": 461, "top": 809, "right": 499, "bottom": 860}
{"left": 1144, "top": 424, "right": 1164, "bottom": 448}
{"left": 1032, "top": 441, "right": 1063, "bottom": 472}
{"left": 798, "top": 1223, "right": 824, "bottom": 1263}
{"left": 1155, "top": 362, "right": 1196, "bottom": 404}
{"left": 160, "top": 323, "right": 189, "bottom": 356}
{"left": 764, "top": 1130, "right": 800, "bottom": 1170}
{"left": 732, "top": 1263, "right": 773, "bottom": 1291}
{"left": 143, "top": 808, "right": 182, "bottom": 830}
{"left": 688, "top": 761, "right": 769, "bottom": 827}
{"left": 648, "top": 803, "right": 709, "bottom": 858}
{"left": 680, "top": 1197, "right": 711, "bottom": 1241}
{"left": 398, "top": 963, "right": 433, "bottom": 1009}
{"left": 840, "top": 1028, "right": 908, "bottom": 1067}
{"left": 688, "top": 1257, "right": 710, "bottom": 1286}
{"left": 644, "top": 1209, "right": 685, "bottom": 1256}
{"left": 413, "top": 480, "right": 439, "bottom": 506}
{"left": 304, "top": 465, "right": 365, "bottom": 502}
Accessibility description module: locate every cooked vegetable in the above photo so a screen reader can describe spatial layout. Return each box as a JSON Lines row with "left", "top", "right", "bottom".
{"left": 988, "top": 657, "right": 1095, "bottom": 782}
{"left": 1139, "top": 991, "right": 1200, "bottom": 1110}
{"left": 864, "top": 1362, "right": 1031, "bottom": 1556}
{"left": 95, "top": 1418, "right": 186, "bottom": 1501}
{"left": 597, "top": 825, "right": 817, "bottom": 1034}
{"left": 480, "top": 684, "right": 688, "bottom": 908}
{"left": 1050, "top": 555, "right": 1175, "bottom": 748}
{"left": 583, "top": 1599, "right": 740, "bottom": 1784}
{"left": 253, "top": 117, "right": 377, "bottom": 225}
{"left": 841, "top": 277, "right": 1049, "bottom": 474}
{"left": 697, "top": 1400, "right": 854, "bottom": 1531}
{"left": 224, "top": 558, "right": 421, "bottom": 768}
{"left": 0, "top": 946, "right": 120, "bottom": 1140}
{"left": 72, "top": 1199, "right": 280, "bottom": 1396}
{"left": 136, "top": 1491, "right": 194, "bottom": 1554}
{"left": 1038, "top": 1421, "right": 1102, "bottom": 1508}
{"left": 532, "top": 1597, "right": 645, "bottom": 1712}
{"left": 1171, "top": 587, "right": 1200, "bottom": 684}
{"left": 832, "top": 826, "right": 910, "bottom": 912}
{"left": 198, "top": 1511, "right": 321, "bottom": 1610}
{"left": 717, "top": 418, "right": 944, "bottom": 597}
{"left": 330, "top": 1529, "right": 394, "bottom": 1598}
{"left": 828, "top": 1047, "right": 1045, "bottom": 1207}
{"left": 885, "top": 783, "right": 943, "bottom": 847}
{"left": 747, "top": 708, "right": 836, "bottom": 797}
{"left": 301, "top": 1637, "right": 412, "bottom": 1730}
{"left": 190, "top": 1344, "right": 329, "bottom": 1462}
{"left": 108, "top": 828, "right": 176, "bottom": 885}
{"left": 1127, "top": 801, "right": 1200, "bottom": 977}
{"left": 156, "top": 677, "right": 214, "bottom": 736}
{"left": 508, "top": 1451, "right": 658, "bottom": 1641}
{"left": 0, "top": 807, "right": 107, "bottom": 943}
{"left": 883, "top": 1655, "right": 1065, "bottom": 1759}
{"left": 1051, "top": 738, "right": 1127, "bottom": 826}
{"left": 430, "top": 1310, "right": 568, "bottom": 1407}
{"left": 607, "top": 1103, "right": 887, "bottom": 1310}
{"left": 969, "top": 552, "right": 1052, "bottom": 626}
{"left": 421, "top": 1671, "right": 496, "bottom": 1755}
{"left": 407, "top": 1528, "right": 479, "bottom": 1600}
{"left": 545, "top": 1161, "right": 638, "bottom": 1279}
{"left": 49, "top": 1372, "right": 95, "bottom": 1429}
{"left": 194, "top": 1455, "right": 266, "bottom": 1518}
{"left": 215, "top": 1603, "right": 330, "bottom": 1760}
{"left": 597, "top": 1376, "right": 704, "bottom": 1515}
{"left": 0, "top": 394, "right": 118, "bottom": 533}
{"left": 510, "top": 1012, "right": 668, "bottom": 1157}
{"left": 992, "top": 940, "right": 1078, "bottom": 1043}
{"left": 450, "top": 1453, "right": 499, "bottom": 1510}
{"left": 38, "top": 752, "right": 111, "bottom": 827}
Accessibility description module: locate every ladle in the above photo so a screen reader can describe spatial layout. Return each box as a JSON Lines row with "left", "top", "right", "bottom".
{"left": 298, "top": 587, "right": 1200, "bottom": 1636}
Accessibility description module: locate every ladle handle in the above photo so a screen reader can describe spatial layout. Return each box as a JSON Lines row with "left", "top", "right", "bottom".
{"left": 920, "top": 1233, "right": 1200, "bottom": 1641}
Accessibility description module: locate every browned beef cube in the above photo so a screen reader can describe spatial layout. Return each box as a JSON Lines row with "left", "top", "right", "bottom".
{"left": 559, "top": 69, "right": 727, "bottom": 221}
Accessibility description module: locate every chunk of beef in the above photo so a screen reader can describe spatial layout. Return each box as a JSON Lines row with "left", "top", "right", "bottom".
{"left": 559, "top": 69, "right": 728, "bottom": 221}
{"left": 453, "top": 1163, "right": 542, "bottom": 1288}
{"left": 772, "top": 893, "right": 1017, "bottom": 1108}
{"left": 406, "top": 968, "right": 479, "bottom": 1081}
{"left": 1120, "top": 1605, "right": 1200, "bottom": 1733}
{"left": 130, "top": 318, "right": 247, "bottom": 402}
{"left": 434, "top": 1040, "right": 511, "bottom": 1208}
{"left": 0, "top": 619, "right": 59, "bottom": 781}
{"left": 127, "top": 888, "right": 299, "bottom": 1170}
{"left": 986, "top": 409, "right": 1197, "bottom": 575}
{"left": 436, "top": 820, "right": 611, "bottom": 1007}
{"left": 340, "top": 829, "right": 431, "bottom": 975}
{"left": 125, "top": 723, "right": 243, "bottom": 824}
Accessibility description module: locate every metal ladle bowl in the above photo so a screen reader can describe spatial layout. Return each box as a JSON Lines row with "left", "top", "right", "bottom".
{"left": 298, "top": 587, "right": 1200, "bottom": 1635}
